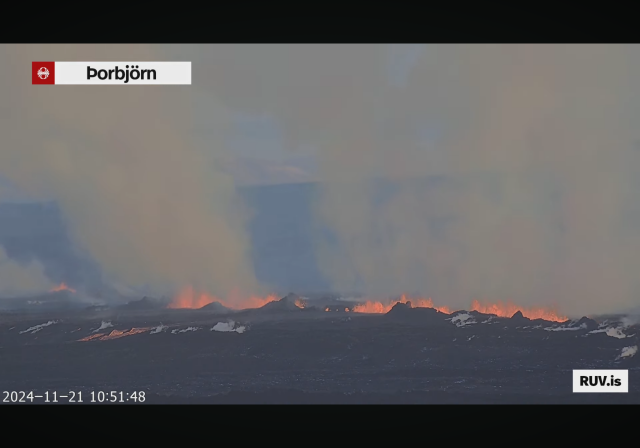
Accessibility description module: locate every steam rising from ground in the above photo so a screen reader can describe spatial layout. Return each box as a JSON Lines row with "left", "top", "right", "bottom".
{"left": 0, "top": 44, "right": 259, "bottom": 301}
{"left": 0, "top": 246, "right": 54, "bottom": 296}
{"left": 199, "top": 44, "right": 640, "bottom": 315}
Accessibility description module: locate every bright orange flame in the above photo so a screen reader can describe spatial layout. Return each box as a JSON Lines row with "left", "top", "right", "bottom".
{"left": 167, "top": 287, "right": 278, "bottom": 310}
{"left": 352, "top": 295, "right": 451, "bottom": 314}
{"left": 294, "top": 299, "right": 306, "bottom": 309}
{"left": 50, "top": 282, "right": 76, "bottom": 293}
{"left": 470, "top": 300, "right": 566, "bottom": 322}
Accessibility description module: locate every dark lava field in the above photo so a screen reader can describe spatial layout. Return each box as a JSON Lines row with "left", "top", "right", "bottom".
{"left": 1, "top": 293, "right": 639, "bottom": 404}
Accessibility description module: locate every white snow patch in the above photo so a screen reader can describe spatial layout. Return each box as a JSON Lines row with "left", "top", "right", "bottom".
{"left": 618, "top": 346, "right": 638, "bottom": 359}
{"left": 449, "top": 313, "right": 476, "bottom": 327}
{"left": 588, "top": 326, "right": 629, "bottom": 338}
{"left": 481, "top": 316, "right": 494, "bottom": 324}
{"left": 19, "top": 320, "right": 57, "bottom": 334}
{"left": 150, "top": 324, "right": 167, "bottom": 334}
{"left": 171, "top": 326, "right": 199, "bottom": 334}
{"left": 92, "top": 321, "right": 113, "bottom": 333}
{"left": 211, "top": 320, "right": 246, "bottom": 333}
{"left": 606, "top": 327, "right": 627, "bottom": 339}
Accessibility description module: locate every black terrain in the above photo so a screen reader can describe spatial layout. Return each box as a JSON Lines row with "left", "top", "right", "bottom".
{"left": 1, "top": 294, "right": 638, "bottom": 404}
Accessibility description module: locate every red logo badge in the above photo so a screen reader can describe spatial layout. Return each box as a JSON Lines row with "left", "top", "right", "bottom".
{"left": 32, "top": 61, "right": 55, "bottom": 84}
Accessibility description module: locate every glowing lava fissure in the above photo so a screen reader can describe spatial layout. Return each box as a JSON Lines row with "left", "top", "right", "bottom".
{"left": 168, "top": 287, "right": 566, "bottom": 322}
{"left": 78, "top": 328, "right": 152, "bottom": 342}
{"left": 351, "top": 295, "right": 451, "bottom": 314}
{"left": 348, "top": 295, "right": 566, "bottom": 322}
{"left": 167, "top": 287, "right": 279, "bottom": 310}
{"left": 49, "top": 282, "right": 76, "bottom": 293}
{"left": 470, "top": 300, "right": 566, "bottom": 322}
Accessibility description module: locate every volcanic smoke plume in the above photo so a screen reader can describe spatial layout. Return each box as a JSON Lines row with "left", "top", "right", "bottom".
{"left": 0, "top": 44, "right": 260, "bottom": 301}
{"left": 0, "top": 246, "right": 54, "bottom": 296}
{"left": 194, "top": 44, "right": 640, "bottom": 316}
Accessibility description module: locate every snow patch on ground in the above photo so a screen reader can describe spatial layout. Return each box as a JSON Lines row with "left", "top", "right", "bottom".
{"left": 19, "top": 320, "right": 58, "bottom": 334}
{"left": 606, "top": 327, "right": 628, "bottom": 339}
{"left": 150, "top": 324, "right": 167, "bottom": 334}
{"left": 92, "top": 321, "right": 113, "bottom": 333}
{"left": 618, "top": 345, "right": 637, "bottom": 359}
{"left": 171, "top": 326, "right": 199, "bottom": 334}
{"left": 211, "top": 320, "right": 246, "bottom": 333}
{"left": 449, "top": 313, "right": 476, "bottom": 327}
{"left": 588, "top": 326, "right": 631, "bottom": 338}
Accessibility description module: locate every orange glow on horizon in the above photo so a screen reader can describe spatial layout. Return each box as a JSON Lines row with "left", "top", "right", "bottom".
{"left": 49, "top": 282, "right": 76, "bottom": 293}
{"left": 167, "top": 287, "right": 566, "bottom": 322}
{"left": 349, "top": 295, "right": 565, "bottom": 322}
{"left": 167, "top": 287, "right": 278, "bottom": 310}
{"left": 352, "top": 295, "right": 451, "bottom": 314}
{"left": 470, "top": 300, "right": 566, "bottom": 322}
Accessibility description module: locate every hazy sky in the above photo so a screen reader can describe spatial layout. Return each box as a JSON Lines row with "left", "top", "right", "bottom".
{"left": 0, "top": 44, "right": 427, "bottom": 195}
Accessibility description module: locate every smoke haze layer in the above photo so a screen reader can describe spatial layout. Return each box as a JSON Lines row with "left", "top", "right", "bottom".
{"left": 0, "top": 246, "right": 53, "bottom": 296}
{"left": 194, "top": 44, "right": 640, "bottom": 315}
{"left": 0, "top": 44, "right": 260, "bottom": 300}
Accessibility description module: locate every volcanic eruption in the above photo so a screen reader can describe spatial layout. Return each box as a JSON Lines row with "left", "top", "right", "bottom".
{"left": 470, "top": 300, "right": 566, "bottom": 322}
{"left": 167, "top": 286, "right": 279, "bottom": 310}
{"left": 49, "top": 283, "right": 76, "bottom": 293}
